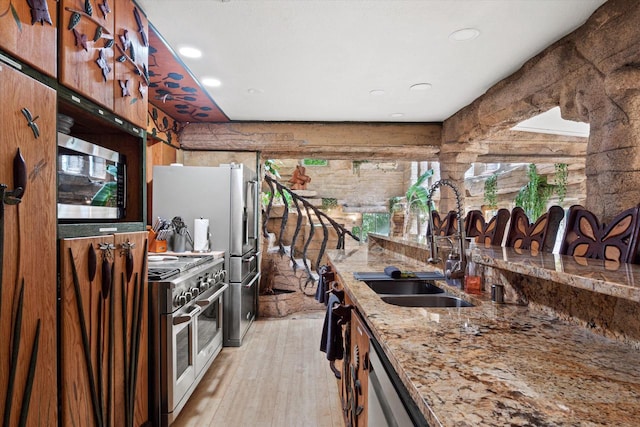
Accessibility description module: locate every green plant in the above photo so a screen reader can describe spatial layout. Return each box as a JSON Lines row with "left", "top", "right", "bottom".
{"left": 352, "top": 160, "right": 369, "bottom": 175}
{"left": 403, "top": 169, "right": 435, "bottom": 236}
{"left": 389, "top": 196, "right": 404, "bottom": 213}
{"left": 262, "top": 190, "right": 293, "bottom": 207}
{"left": 405, "top": 169, "right": 434, "bottom": 216}
{"left": 264, "top": 159, "right": 282, "bottom": 178}
{"left": 302, "top": 158, "right": 328, "bottom": 166}
{"left": 515, "top": 164, "right": 556, "bottom": 220}
{"left": 554, "top": 163, "right": 568, "bottom": 203}
{"left": 321, "top": 198, "right": 338, "bottom": 210}
{"left": 483, "top": 173, "right": 498, "bottom": 209}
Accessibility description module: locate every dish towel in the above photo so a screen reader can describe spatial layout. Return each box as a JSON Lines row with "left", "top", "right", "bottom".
{"left": 315, "top": 265, "right": 329, "bottom": 304}
{"left": 319, "top": 293, "right": 344, "bottom": 362}
{"left": 384, "top": 265, "right": 402, "bottom": 279}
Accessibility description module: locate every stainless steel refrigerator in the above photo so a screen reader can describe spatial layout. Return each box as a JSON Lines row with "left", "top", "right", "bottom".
{"left": 152, "top": 163, "right": 260, "bottom": 346}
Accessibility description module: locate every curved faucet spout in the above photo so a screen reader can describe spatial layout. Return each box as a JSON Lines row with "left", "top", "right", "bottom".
{"left": 425, "top": 179, "right": 467, "bottom": 276}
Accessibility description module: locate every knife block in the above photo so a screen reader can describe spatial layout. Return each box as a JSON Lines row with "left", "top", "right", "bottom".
{"left": 148, "top": 229, "right": 167, "bottom": 253}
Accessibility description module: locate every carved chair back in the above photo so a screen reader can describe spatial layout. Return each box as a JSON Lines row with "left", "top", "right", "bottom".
{"left": 559, "top": 205, "right": 640, "bottom": 264}
{"left": 505, "top": 206, "right": 564, "bottom": 253}
{"left": 427, "top": 210, "right": 458, "bottom": 237}
{"left": 466, "top": 208, "right": 510, "bottom": 247}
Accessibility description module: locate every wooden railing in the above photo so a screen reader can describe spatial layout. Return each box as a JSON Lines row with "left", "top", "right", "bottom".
{"left": 262, "top": 175, "right": 360, "bottom": 283}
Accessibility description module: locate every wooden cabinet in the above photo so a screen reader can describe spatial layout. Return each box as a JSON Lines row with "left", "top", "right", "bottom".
{"left": 59, "top": 0, "right": 148, "bottom": 127}
{"left": 113, "top": 0, "right": 149, "bottom": 128}
{"left": 342, "top": 300, "right": 371, "bottom": 427}
{"left": 59, "top": 0, "right": 116, "bottom": 109}
{"left": 0, "top": 62, "right": 57, "bottom": 427}
{"left": 59, "top": 231, "right": 149, "bottom": 427}
{"left": 0, "top": 0, "right": 57, "bottom": 76}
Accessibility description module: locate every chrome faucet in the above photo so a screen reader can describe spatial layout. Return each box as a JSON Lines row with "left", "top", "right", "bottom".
{"left": 426, "top": 179, "right": 467, "bottom": 279}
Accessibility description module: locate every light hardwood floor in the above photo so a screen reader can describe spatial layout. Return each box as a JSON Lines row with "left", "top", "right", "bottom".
{"left": 173, "top": 312, "right": 344, "bottom": 427}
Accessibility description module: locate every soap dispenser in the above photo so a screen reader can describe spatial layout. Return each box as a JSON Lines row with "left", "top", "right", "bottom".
{"left": 464, "top": 256, "right": 482, "bottom": 295}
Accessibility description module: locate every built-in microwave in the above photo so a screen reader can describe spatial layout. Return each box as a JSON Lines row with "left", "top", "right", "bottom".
{"left": 57, "top": 132, "right": 126, "bottom": 220}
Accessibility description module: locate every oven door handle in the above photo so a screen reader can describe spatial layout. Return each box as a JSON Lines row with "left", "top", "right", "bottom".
{"left": 173, "top": 305, "right": 201, "bottom": 325}
{"left": 195, "top": 283, "right": 229, "bottom": 308}
{"left": 244, "top": 273, "right": 260, "bottom": 288}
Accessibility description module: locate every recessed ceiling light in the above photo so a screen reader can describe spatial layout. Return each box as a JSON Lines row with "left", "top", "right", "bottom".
{"left": 202, "top": 77, "right": 221, "bottom": 87}
{"left": 449, "top": 28, "right": 480, "bottom": 42}
{"left": 390, "top": 113, "right": 404, "bottom": 118}
{"left": 178, "top": 46, "right": 202, "bottom": 59}
{"left": 369, "top": 89, "right": 385, "bottom": 96}
{"left": 410, "top": 83, "right": 432, "bottom": 91}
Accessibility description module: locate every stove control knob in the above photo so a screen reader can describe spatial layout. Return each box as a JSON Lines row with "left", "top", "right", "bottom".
{"left": 184, "top": 291, "right": 193, "bottom": 302}
{"left": 177, "top": 295, "right": 187, "bottom": 307}
{"left": 191, "top": 287, "right": 200, "bottom": 297}
{"left": 198, "top": 281, "right": 207, "bottom": 291}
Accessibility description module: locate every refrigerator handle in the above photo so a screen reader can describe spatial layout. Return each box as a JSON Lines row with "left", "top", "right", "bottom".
{"left": 247, "top": 179, "right": 258, "bottom": 241}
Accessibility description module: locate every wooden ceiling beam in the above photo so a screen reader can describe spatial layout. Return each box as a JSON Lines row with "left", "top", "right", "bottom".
{"left": 179, "top": 121, "right": 442, "bottom": 161}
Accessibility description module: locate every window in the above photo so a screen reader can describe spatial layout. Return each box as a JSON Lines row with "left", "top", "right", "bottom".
{"left": 353, "top": 213, "right": 390, "bottom": 242}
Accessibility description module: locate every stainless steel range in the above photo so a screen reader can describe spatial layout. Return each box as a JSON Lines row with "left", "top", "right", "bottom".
{"left": 148, "top": 255, "right": 227, "bottom": 426}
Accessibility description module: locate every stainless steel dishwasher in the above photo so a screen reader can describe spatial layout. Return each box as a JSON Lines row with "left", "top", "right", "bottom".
{"left": 367, "top": 344, "right": 414, "bottom": 427}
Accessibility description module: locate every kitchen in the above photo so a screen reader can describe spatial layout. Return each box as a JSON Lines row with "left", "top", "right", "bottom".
{"left": 1, "top": 0, "right": 639, "bottom": 426}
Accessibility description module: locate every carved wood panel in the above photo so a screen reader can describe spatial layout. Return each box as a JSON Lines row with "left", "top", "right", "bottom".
{"left": 59, "top": 0, "right": 115, "bottom": 109}
{"left": 0, "top": 0, "right": 57, "bottom": 76}
{"left": 0, "top": 63, "right": 57, "bottom": 427}
{"left": 113, "top": 0, "right": 149, "bottom": 128}
{"left": 59, "top": 231, "right": 149, "bottom": 427}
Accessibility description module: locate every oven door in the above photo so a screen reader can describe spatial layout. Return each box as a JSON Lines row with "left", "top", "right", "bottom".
{"left": 167, "top": 304, "right": 200, "bottom": 419}
{"left": 228, "top": 251, "right": 259, "bottom": 283}
{"left": 194, "top": 282, "right": 228, "bottom": 376}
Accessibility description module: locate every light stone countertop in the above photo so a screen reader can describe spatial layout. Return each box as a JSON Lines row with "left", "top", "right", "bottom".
{"left": 327, "top": 243, "right": 640, "bottom": 427}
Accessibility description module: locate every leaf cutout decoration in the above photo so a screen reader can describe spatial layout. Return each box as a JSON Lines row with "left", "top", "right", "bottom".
{"left": 11, "top": 4, "right": 22, "bottom": 32}
{"left": 530, "top": 217, "right": 548, "bottom": 237}
{"left": 606, "top": 215, "right": 632, "bottom": 240}
{"left": 68, "top": 12, "right": 81, "bottom": 30}
{"left": 88, "top": 244, "right": 97, "bottom": 281}
{"left": 578, "top": 217, "right": 596, "bottom": 241}
{"left": 166, "top": 72, "right": 184, "bottom": 80}
{"left": 93, "top": 26, "right": 103, "bottom": 42}
{"left": 85, "top": 0, "right": 93, "bottom": 16}
{"left": 104, "top": 38, "right": 114, "bottom": 48}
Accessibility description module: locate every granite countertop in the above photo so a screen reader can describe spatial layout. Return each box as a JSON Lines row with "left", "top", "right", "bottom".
{"left": 327, "top": 244, "right": 640, "bottom": 427}
{"left": 470, "top": 244, "right": 640, "bottom": 303}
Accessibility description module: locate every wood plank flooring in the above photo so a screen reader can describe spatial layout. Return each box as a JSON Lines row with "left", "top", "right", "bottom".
{"left": 173, "top": 312, "right": 344, "bottom": 427}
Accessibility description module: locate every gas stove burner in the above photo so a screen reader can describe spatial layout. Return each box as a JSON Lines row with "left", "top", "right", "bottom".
{"left": 147, "top": 255, "right": 216, "bottom": 282}
{"left": 148, "top": 267, "right": 181, "bottom": 281}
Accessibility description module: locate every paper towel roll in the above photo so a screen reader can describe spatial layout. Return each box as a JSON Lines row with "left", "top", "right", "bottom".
{"left": 193, "top": 218, "right": 210, "bottom": 252}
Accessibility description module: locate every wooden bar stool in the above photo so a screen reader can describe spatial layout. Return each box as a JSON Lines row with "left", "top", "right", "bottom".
{"left": 559, "top": 205, "right": 640, "bottom": 263}
{"left": 466, "top": 208, "right": 510, "bottom": 247}
{"left": 505, "top": 206, "right": 565, "bottom": 253}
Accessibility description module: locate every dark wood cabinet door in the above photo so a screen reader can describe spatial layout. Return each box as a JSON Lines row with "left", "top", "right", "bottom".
{"left": 0, "top": 0, "right": 57, "bottom": 76}
{"left": 0, "top": 64, "right": 57, "bottom": 427}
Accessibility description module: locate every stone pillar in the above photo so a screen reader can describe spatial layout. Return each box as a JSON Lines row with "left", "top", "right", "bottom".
{"left": 575, "top": 66, "right": 640, "bottom": 222}
{"left": 436, "top": 146, "right": 475, "bottom": 214}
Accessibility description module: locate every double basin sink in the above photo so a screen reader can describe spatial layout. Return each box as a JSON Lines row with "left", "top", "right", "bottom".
{"left": 355, "top": 272, "right": 473, "bottom": 308}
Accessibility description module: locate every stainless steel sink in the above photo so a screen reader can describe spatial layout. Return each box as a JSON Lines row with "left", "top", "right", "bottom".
{"left": 364, "top": 280, "right": 445, "bottom": 295}
{"left": 380, "top": 294, "right": 474, "bottom": 308}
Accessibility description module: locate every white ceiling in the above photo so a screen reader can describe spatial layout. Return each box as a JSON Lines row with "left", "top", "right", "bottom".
{"left": 138, "top": 0, "right": 606, "bottom": 124}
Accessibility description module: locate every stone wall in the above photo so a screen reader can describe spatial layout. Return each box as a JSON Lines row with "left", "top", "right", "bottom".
{"left": 276, "top": 159, "right": 410, "bottom": 212}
